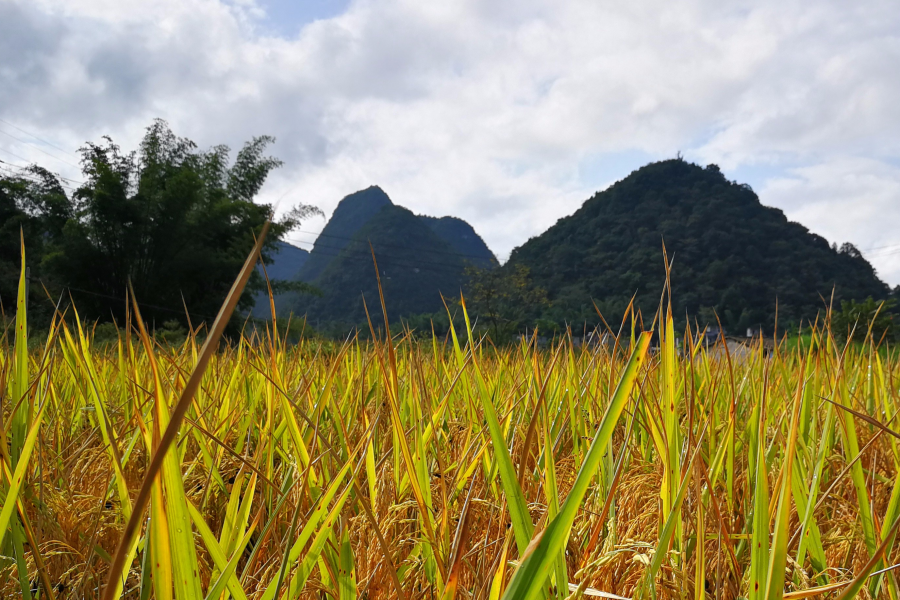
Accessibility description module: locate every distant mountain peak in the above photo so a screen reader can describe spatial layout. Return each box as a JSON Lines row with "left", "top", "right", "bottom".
{"left": 292, "top": 204, "right": 470, "bottom": 324}
{"left": 298, "top": 186, "right": 395, "bottom": 281}
{"left": 336, "top": 185, "right": 393, "bottom": 211}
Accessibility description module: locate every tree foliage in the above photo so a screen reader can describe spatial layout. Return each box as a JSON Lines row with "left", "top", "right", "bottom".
{"left": 461, "top": 264, "right": 549, "bottom": 341}
{"left": 0, "top": 119, "right": 320, "bottom": 327}
{"left": 831, "top": 296, "right": 896, "bottom": 344}
{"left": 0, "top": 165, "right": 72, "bottom": 321}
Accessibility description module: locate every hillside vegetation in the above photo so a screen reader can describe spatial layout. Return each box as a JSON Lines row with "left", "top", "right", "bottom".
{"left": 251, "top": 241, "right": 310, "bottom": 318}
{"left": 294, "top": 204, "right": 471, "bottom": 325}
{"left": 507, "top": 159, "right": 889, "bottom": 331}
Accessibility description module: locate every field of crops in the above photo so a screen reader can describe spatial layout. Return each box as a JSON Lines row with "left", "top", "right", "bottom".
{"left": 2, "top": 239, "right": 900, "bottom": 600}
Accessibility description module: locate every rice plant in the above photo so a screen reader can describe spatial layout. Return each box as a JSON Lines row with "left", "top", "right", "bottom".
{"left": 1, "top": 236, "right": 899, "bottom": 600}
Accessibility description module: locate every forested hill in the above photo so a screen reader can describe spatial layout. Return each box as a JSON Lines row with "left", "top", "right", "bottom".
{"left": 261, "top": 241, "right": 309, "bottom": 281}
{"left": 293, "top": 205, "right": 471, "bottom": 324}
{"left": 420, "top": 216, "right": 496, "bottom": 269}
{"left": 297, "top": 186, "right": 393, "bottom": 282}
{"left": 507, "top": 159, "right": 889, "bottom": 331}
{"left": 269, "top": 186, "right": 497, "bottom": 325}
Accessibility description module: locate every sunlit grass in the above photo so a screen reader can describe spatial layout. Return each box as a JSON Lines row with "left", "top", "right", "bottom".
{"left": 2, "top": 240, "right": 899, "bottom": 600}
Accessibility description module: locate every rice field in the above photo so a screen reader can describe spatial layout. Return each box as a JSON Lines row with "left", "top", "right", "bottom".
{"left": 2, "top": 238, "right": 900, "bottom": 600}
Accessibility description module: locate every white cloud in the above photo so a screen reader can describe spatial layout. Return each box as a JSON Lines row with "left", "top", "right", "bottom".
{"left": 762, "top": 157, "right": 900, "bottom": 286}
{"left": 1, "top": 0, "right": 900, "bottom": 281}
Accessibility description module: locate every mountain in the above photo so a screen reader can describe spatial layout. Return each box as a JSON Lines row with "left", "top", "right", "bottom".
{"left": 297, "top": 186, "right": 393, "bottom": 282}
{"left": 507, "top": 159, "right": 889, "bottom": 331}
{"left": 273, "top": 186, "right": 497, "bottom": 325}
{"left": 293, "top": 205, "right": 472, "bottom": 325}
{"left": 262, "top": 241, "right": 309, "bottom": 282}
{"left": 251, "top": 241, "right": 310, "bottom": 318}
{"left": 421, "top": 215, "right": 496, "bottom": 268}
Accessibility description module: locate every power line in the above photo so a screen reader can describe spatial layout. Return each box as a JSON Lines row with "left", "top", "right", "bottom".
{"left": 37, "top": 246, "right": 470, "bottom": 321}
{"left": 0, "top": 120, "right": 507, "bottom": 264}
{"left": 0, "top": 158, "right": 85, "bottom": 185}
{"left": 293, "top": 228, "right": 499, "bottom": 263}
{"left": 0, "top": 168, "right": 75, "bottom": 191}
{"left": 0, "top": 118, "right": 79, "bottom": 157}
{"left": 0, "top": 126, "right": 80, "bottom": 169}
{"left": 0, "top": 165, "right": 76, "bottom": 189}
{"left": 303, "top": 246, "right": 463, "bottom": 276}
{"left": 297, "top": 238, "right": 486, "bottom": 274}
{"left": 59, "top": 283, "right": 220, "bottom": 321}
{"left": 0, "top": 164, "right": 78, "bottom": 192}
{"left": 22, "top": 253, "right": 467, "bottom": 324}
{"left": 0, "top": 159, "right": 42, "bottom": 173}
{"left": 270, "top": 241, "right": 478, "bottom": 281}
{"left": 865, "top": 242, "right": 900, "bottom": 251}
{"left": 868, "top": 248, "right": 900, "bottom": 259}
{"left": 0, "top": 146, "right": 36, "bottom": 165}
{"left": 864, "top": 244, "right": 900, "bottom": 257}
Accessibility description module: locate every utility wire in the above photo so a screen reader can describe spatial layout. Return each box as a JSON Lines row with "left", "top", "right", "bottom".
{"left": 300, "top": 245, "right": 464, "bottom": 276}
{"left": 34, "top": 252, "right": 464, "bottom": 323}
{"left": 0, "top": 118, "right": 79, "bottom": 157}
{"left": 58, "top": 259, "right": 453, "bottom": 323}
{"left": 0, "top": 164, "right": 78, "bottom": 192}
{"left": 0, "top": 126, "right": 81, "bottom": 169}
{"left": 0, "top": 165, "right": 77, "bottom": 190}
{"left": 864, "top": 242, "right": 900, "bottom": 252}
{"left": 292, "top": 228, "right": 501, "bottom": 263}
{"left": 868, "top": 248, "right": 900, "bottom": 259}
{"left": 0, "top": 158, "right": 86, "bottom": 185}
{"left": 312, "top": 239, "right": 474, "bottom": 270}
{"left": 0, "top": 146, "right": 36, "bottom": 165}
{"left": 296, "top": 238, "right": 484, "bottom": 273}
{"left": 864, "top": 245, "right": 900, "bottom": 257}
{"left": 0, "top": 169, "right": 76, "bottom": 192}
{"left": 57, "top": 282, "right": 220, "bottom": 322}
{"left": 0, "top": 119, "right": 507, "bottom": 263}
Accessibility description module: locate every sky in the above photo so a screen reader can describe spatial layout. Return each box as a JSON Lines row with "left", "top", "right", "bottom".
{"left": 2, "top": 0, "right": 900, "bottom": 283}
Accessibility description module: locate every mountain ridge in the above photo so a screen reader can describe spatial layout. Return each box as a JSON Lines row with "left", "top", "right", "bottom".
{"left": 293, "top": 204, "right": 472, "bottom": 324}
{"left": 256, "top": 186, "right": 497, "bottom": 324}
{"left": 255, "top": 161, "right": 890, "bottom": 333}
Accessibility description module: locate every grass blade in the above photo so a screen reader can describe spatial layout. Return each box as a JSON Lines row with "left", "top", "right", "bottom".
{"left": 100, "top": 222, "right": 272, "bottom": 600}
{"left": 500, "top": 332, "right": 651, "bottom": 600}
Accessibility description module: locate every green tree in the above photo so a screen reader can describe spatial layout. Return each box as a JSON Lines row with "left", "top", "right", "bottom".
{"left": 4, "top": 119, "right": 320, "bottom": 327}
{"left": 0, "top": 165, "right": 72, "bottom": 322}
{"left": 831, "top": 296, "right": 896, "bottom": 344}
{"left": 462, "top": 263, "right": 548, "bottom": 342}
